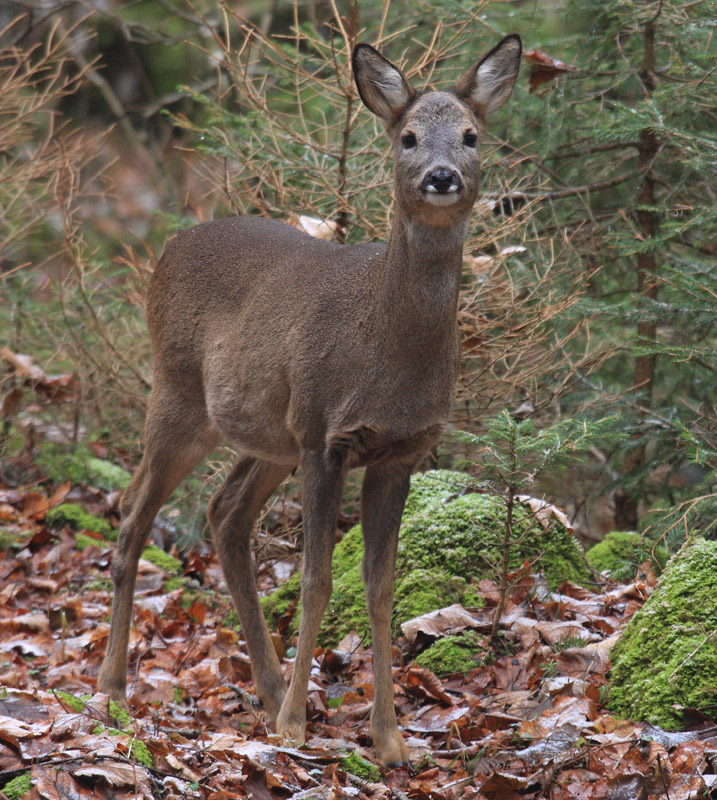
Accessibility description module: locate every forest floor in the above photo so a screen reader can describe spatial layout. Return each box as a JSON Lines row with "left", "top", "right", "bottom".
{"left": 0, "top": 468, "right": 716, "bottom": 800}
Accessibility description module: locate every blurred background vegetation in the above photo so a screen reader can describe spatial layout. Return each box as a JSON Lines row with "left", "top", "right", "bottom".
{"left": 1, "top": 0, "right": 714, "bottom": 553}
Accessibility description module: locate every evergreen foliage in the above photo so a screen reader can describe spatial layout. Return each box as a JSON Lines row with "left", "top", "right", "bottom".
{"left": 513, "top": 0, "right": 716, "bottom": 535}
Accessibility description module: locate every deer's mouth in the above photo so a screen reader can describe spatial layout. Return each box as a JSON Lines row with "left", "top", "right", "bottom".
{"left": 421, "top": 168, "right": 462, "bottom": 205}
{"left": 424, "top": 188, "right": 461, "bottom": 206}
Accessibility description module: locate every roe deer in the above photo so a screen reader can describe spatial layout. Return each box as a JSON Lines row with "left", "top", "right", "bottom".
{"left": 97, "top": 34, "right": 522, "bottom": 766}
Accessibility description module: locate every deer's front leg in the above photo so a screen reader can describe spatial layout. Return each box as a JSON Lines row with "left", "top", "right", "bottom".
{"left": 276, "top": 449, "right": 347, "bottom": 745}
{"left": 361, "top": 463, "right": 412, "bottom": 766}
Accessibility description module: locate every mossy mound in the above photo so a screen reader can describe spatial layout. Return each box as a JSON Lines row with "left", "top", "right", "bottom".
{"left": 38, "top": 444, "right": 131, "bottom": 491}
{"left": 415, "top": 630, "right": 487, "bottom": 675}
{"left": 46, "top": 503, "right": 116, "bottom": 541}
{"left": 263, "top": 470, "right": 588, "bottom": 646}
{"left": 608, "top": 537, "right": 717, "bottom": 729}
{"left": 586, "top": 531, "right": 668, "bottom": 581}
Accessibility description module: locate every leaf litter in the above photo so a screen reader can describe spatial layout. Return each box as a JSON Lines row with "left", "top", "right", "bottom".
{"left": 0, "top": 474, "right": 715, "bottom": 800}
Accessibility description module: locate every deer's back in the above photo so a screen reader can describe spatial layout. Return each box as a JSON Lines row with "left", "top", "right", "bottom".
{"left": 147, "top": 216, "right": 457, "bottom": 463}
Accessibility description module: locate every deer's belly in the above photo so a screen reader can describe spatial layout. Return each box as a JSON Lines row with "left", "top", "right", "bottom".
{"left": 328, "top": 423, "right": 446, "bottom": 468}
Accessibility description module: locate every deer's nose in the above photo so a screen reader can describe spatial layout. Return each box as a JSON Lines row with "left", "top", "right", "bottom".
{"left": 422, "top": 167, "right": 462, "bottom": 195}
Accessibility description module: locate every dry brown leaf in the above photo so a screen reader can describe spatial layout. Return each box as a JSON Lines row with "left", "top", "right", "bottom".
{"left": 0, "top": 612, "right": 50, "bottom": 634}
{"left": 516, "top": 495, "right": 573, "bottom": 532}
{"left": 401, "top": 604, "right": 483, "bottom": 645}
{"left": 33, "top": 766, "right": 98, "bottom": 800}
{"left": 523, "top": 49, "right": 579, "bottom": 93}
{"left": 288, "top": 214, "right": 340, "bottom": 241}
{"left": 404, "top": 667, "right": 457, "bottom": 704}
{"left": 73, "top": 760, "right": 153, "bottom": 792}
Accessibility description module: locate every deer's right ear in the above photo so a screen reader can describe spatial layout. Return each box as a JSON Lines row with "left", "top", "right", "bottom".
{"left": 352, "top": 44, "right": 416, "bottom": 125}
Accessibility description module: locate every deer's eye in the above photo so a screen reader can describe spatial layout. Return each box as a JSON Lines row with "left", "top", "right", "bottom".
{"left": 463, "top": 131, "right": 478, "bottom": 148}
{"left": 401, "top": 132, "right": 417, "bottom": 149}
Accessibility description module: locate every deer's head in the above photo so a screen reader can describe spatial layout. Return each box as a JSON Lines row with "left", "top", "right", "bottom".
{"left": 353, "top": 35, "right": 522, "bottom": 226}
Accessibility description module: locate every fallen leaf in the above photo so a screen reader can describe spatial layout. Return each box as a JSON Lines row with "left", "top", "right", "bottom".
{"left": 289, "top": 214, "right": 340, "bottom": 241}
{"left": 73, "top": 760, "right": 153, "bottom": 792}
{"left": 523, "top": 49, "right": 579, "bottom": 93}
{"left": 404, "top": 667, "right": 457, "bottom": 704}
{"left": 402, "top": 604, "right": 483, "bottom": 645}
{"left": 516, "top": 495, "right": 574, "bottom": 532}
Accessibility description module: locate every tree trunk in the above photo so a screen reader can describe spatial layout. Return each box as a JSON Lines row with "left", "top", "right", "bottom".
{"left": 613, "top": 13, "right": 660, "bottom": 530}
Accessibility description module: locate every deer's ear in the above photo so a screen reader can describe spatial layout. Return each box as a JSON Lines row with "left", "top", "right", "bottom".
{"left": 453, "top": 34, "right": 522, "bottom": 120}
{"left": 352, "top": 44, "right": 416, "bottom": 125}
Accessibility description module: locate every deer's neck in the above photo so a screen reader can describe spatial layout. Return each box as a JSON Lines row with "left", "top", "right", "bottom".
{"left": 381, "top": 212, "right": 467, "bottom": 319}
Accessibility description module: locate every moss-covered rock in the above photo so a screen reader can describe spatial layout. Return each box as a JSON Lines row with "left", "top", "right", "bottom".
{"left": 38, "top": 444, "right": 131, "bottom": 491}
{"left": 586, "top": 531, "right": 668, "bottom": 581}
{"left": 264, "top": 470, "right": 588, "bottom": 646}
{"left": 46, "top": 503, "right": 116, "bottom": 541}
{"left": 608, "top": 537, "right": 717, "bottom": 729}
{"left": 140, "top": 544, "right": 182, "bottom": 575}
{"left": 2, "top": 772, "right": 32, "bottom": 800}
{"left": 414, "top": 630, "right": 487, "bottom": 675}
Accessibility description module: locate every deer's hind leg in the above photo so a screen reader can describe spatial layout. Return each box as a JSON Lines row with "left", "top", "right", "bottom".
{"left": 208, "top": 456, "right": 293, "bottom": 721}
{"left": 98, "top": 391, "right": 219, "bottom": 703}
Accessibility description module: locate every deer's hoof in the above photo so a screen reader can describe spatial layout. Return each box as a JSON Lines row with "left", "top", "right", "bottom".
{"left": 95, "top": 675, "right": 128, "bottom": 708}
{"left": 276, "top": 709, "right": 306, "bottom": 748}
{"left": 373, "top": 727, "right": 410, "bottom": 768}
{"left": 257, "top": 685, "right": 287, "bottom": 724}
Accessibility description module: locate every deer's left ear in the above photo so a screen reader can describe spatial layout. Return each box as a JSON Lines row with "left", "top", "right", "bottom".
{"left": 453, "top": 34, "right": 522, "bottom": 120}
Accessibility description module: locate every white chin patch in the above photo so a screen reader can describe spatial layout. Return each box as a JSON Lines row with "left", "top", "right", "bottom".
{"left": 425, "top": 191, "right": 460, "bottom": 206}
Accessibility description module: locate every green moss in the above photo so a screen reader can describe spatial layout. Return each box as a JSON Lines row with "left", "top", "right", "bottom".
{"left": 2, "top": 772, "right": 32, "bottom": 800}
{"left": 46, "top": 503, "right": 116, "bottom": 541}
{"left": 415, "top": 631, "right": 485, "bottom": 675}
{"left": 401, "top": 470, "right": 472, "bottom": 518}
{"left": 83, "top": 577, "right": 114, "bottom": 592}
{"left": 163, "top": 576, "right": 185, "bottom": 592}
{"left": 128, "top": 738, "right": 153, "bottom": 767}
{"left": 263, "top": 470, "right": 587, "bottom": 646}
{"left": 608, "top": 537, "right": 717, "bottom": 729}
{"left": 393, "top": 569, "right": 467, "bottom": 624}
{"left": 261, "top": 571, "right": 302, "bottom": 629}
{"left": 340, "top": 753, "right": 381, "bottom": 782}
{"left": 54, "top": 690, "right": 85, "bottom": 712}
{"left": 37, "top": 444, "right": 131, "bottom": 491}
{"left": 109, "top": 699, "right": 133, "bottom": 727}
{"left": 141, "top": 544, "right": 182, "bottom": 575}
{"left": 74, "top": 532, "right": 104, "bottom": 551}
{"left": 586, "top": 531, "right": 668, "bottom": 581}
{"left": 461, "top": 585, "right": 485, "bottom": 609}
{"left": 0, "top": 527, "right": 32, "bottom": 551}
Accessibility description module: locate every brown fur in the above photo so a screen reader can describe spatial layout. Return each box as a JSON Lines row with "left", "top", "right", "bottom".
{"left": 97, "top": 35, "right": 521, "bottom": 766}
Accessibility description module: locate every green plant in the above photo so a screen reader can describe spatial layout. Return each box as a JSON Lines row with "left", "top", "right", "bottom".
{"left": 455, "top": 412, "right": 621, "bottom": 639}
{"left": 552, "top": 634, "right": 588, "bottom": 652}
